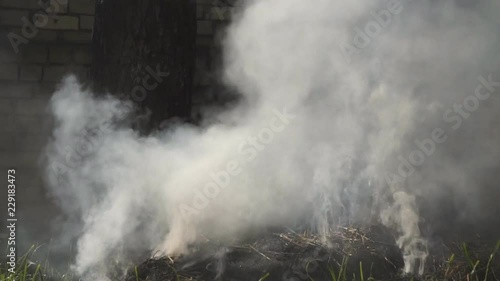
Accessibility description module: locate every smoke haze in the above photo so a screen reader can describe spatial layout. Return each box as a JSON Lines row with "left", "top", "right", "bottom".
{"left": 44, "top": 0, "right": 500, "bottom": 276}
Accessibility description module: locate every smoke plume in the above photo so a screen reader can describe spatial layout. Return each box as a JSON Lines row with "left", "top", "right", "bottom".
{"left": 44, "top": 0, "right": 500, "bottom": 276}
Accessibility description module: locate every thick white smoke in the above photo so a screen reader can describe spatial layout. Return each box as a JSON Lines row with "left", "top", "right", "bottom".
{"left": 44, "top": 0, "right": 500, "bottom": 276}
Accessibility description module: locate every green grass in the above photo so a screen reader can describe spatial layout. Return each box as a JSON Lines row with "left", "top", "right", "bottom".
{"left": 0, "top": 245, "right": 75, "bottom": 281}
{"left": 2, "top": 240, "right": 499, "bottom": 281}
{"left": 320, "top": 241, "right": 499, "bottom": 281}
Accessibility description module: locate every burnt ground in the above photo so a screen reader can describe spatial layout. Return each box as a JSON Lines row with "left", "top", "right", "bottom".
{"left": 122, "top": 226, "right": 500, "bottom": 281}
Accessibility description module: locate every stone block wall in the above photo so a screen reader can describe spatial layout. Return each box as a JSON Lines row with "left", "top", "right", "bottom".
{"left": 0, "top": 0, "right": 241, "bottom": 249}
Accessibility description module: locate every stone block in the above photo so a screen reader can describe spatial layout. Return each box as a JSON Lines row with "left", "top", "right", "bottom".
{"left": 19, "top": 65, "right": 43, "bottom": 81}
{"left": 0, "top": 64, "right": 18, "bottom": 80}
{"left": 34, "top": 15, "right": 78, "bottom": 30}
{"left": 69, "top": 0, "right": 95, "bottom": 15}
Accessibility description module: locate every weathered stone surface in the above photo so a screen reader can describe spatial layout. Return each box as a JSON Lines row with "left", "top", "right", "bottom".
{"left": 0, "top": 9, "right": 30, "bottom": 27}
{"left": 79, "top": 15, "right": 94, "bottom": 30}
{"left": 19, "top": 65, "right": 43, "bottom": 81}
{"left": 69, "top": 0, "right": 95, "bottom": 15}
{"left": 34, "top": 15, "right": 78, "bottom": 30}
{"left": 0, "top": 64, "right": 18, "bottom": 80}
{"left": 49, "top": 46, "right": 73, "bottom": 63}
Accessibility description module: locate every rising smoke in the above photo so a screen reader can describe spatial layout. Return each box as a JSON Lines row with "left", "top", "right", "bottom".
{"left": 44, "top": 0, "right": 500, "bottom": 276}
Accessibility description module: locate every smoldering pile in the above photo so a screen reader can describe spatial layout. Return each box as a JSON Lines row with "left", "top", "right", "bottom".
{"left": 124, "top": 226, "right": 403, "bottom": 281}
{"left": 121, "top": 227, "right": 499, "bottom": 281}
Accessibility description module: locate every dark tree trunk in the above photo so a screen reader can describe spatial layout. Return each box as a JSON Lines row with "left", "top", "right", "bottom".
{"left": 91, "top": 0, "right": 196, "bottom": 129}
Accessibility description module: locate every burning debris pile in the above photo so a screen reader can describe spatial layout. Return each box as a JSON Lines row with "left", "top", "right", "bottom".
{"left": 122, "top": 227, "right": 500, "bottom": 281}
{"left": 125, "top": 226, "right": 404, "bottom": 281}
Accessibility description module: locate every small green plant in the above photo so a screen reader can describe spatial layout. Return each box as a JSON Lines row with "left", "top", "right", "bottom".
{"left": 462, "top": 242, "right": 481, "bottom": 281}
{"left": 0, "top": 245, "right": 75, "bottom": 281}
{"left": 359, "top": 261, "right": 364, "bottom": 281}
{"left": 327, "top": 256, "right": 349, "bottom": 281}
{"left": 258, "top": 272, "right": 270, "bottom": 281}
{"left": 483, "top": 240, "right": 500, "bottom": 281}
{"left": 444, "top": 253, "right": 455, "bottom": 279}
